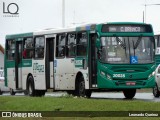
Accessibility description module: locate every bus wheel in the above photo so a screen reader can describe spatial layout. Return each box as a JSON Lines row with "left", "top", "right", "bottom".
{"left": 27, "top": 76, "right": 35, "bottom": 96}
{"left": 153, "top": 84, "right": 160, "bottom": 98}
{"left": 0, "top": 89, "right": 3, "bottom": 95}
{"left": 123, "top": 89, "right": 136, "bottom": 99}
{"left": 77, "top": 79, "right": 85, "bottom": 97}
{"left": 10, "top": 89, "right": 16, "bottom": 95}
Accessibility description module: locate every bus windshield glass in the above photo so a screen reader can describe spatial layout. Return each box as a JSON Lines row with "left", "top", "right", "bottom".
{"left": 100, "top": 36, "right": 154, "bottom": 64}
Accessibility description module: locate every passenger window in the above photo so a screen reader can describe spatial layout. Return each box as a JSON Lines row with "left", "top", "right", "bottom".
{"left": 6, "top": 40, "right": 15, "bottom": 60}
{"left": 56, "top": 34, "right": 66, "bottom": 58}
{"left": 77, "top": 32, "right": 87, "bottom": 56}
{"left": 23, "top": 38, "right": 34, "bottom": 59}
{"left": 66, "top": 33, "right": 76, "bottom": 57}
{"left": 35, "top": 37, "right": 45, "bottom": 59}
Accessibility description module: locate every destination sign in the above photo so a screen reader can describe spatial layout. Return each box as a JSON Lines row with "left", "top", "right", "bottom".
{"left": 102, "top": 24, "right": 152, "bottom": 33}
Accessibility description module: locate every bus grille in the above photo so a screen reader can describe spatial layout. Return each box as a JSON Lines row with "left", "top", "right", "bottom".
{"left": 110, "top": 66, "right": 149, "bottom": 72}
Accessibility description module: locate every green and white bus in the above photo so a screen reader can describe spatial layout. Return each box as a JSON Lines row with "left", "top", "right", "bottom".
{"left": 5, "top": 22, "right": 155, "bottom": 99}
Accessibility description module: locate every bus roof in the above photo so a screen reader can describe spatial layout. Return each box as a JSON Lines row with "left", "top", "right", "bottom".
{"left": 6, "top": 32, "right": 33, "bottom": 39}
{"left": 5, "top": 22, "right": 152, "bottom": 39}
{"left": 34, "top": 27, "right": 76, "bottom": 36}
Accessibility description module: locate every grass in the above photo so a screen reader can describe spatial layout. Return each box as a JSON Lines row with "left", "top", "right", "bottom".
{"left": 0, "top": 95, "right": 160, "bottom": 111}
{"left": 0, "top": 95, "right": 160, "bottom": 120}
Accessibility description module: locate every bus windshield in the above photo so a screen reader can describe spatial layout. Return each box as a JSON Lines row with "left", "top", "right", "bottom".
{"left": 100, "top": 36, "right": 154, "bottom": 64}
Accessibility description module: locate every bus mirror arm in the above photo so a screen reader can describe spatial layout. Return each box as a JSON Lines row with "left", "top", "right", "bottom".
{"left": 83, "top": 58, "right": 87, "bottom": 70}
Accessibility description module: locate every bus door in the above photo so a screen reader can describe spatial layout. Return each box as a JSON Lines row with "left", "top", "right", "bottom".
{"left": 45, "top": 35, "right": 55, "bottom": 89}
{"left": 54, "top": 33, "right": 75, "bottom": 90}
{"left": 33, "top": 36, "right": 46, "bottom": 90}
{"left": 89, "top": 33, "right": 97, "bottom": 88}
{"left": 15, "top": 40, "right": 23, "bottom": 89}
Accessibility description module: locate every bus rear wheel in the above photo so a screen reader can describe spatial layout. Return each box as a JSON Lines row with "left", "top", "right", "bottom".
{"left": 123, "top": 89, "right": 136, "bottom": 99}
{"left": 153, "top": 84, "right": 160, "bottom": 98}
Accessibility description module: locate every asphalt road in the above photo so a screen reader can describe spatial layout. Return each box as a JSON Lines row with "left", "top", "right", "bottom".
{"left": 1, "top": 92, "right": 160, "bottom": 102}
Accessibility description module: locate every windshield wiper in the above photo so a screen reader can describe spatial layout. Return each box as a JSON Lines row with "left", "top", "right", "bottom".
{"left": 134, "top": 36, "right": 142, "bottom": 49}
{"left": 116, "top": 37, "right": 126, "bottom": 49}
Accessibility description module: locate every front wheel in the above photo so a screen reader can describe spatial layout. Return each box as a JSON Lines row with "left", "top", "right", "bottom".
{"left": 153, "top": 84, "right": 160, "bottom": 98}
{"left": 123, "top": 89, "right": 136, "bottom": 99}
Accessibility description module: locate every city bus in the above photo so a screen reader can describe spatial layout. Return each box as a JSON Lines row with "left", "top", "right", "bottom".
{"left": 4, "top": 22, "right": 155, "bottom": 99}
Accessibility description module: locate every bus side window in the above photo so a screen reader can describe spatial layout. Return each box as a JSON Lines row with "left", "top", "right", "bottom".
{"left": 6, "top": 40, "right": 15, "bottom": 60}
{"left": 77, "top": 32, "right": 87, "bottom": 56}
{"left": 35, "top": 37, "right": 45, "bottom": 59}
{"left": 66, "top": 33, "right": 76, "bottom": 57}
{"left": 56, "top": 34, "right": 66, "bottom": 58}
{"left": 23, "top": 38, "right": 34, "bottom": 59}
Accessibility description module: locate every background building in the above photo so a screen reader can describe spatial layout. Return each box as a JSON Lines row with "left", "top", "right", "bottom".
{"left": 0, "top": 44, "right": 4, "bottom": 69}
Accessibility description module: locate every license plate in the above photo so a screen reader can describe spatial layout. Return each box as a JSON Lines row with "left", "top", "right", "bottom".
{"left": 126, "top": 82, "right": 136, "bottom": 86}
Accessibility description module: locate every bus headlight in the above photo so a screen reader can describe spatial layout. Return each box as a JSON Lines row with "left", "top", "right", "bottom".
{"left": 100, "top": 71, "right": 105, "bottom": 76}
{"left": 100, "top": 71, "right": 112, "bottom": 80}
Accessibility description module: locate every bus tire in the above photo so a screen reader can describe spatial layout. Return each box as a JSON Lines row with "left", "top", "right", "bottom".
{"left": 123, "top": 89, "right": 136, "bottom": 99}
{"left": 153, "top": 84, "right": 160, "bottom": 98}
{"left": 10, "top": 89, "right": 16, "bottom": 95}
{"left": 75, "top": 77, "right": 86, "bottom": 97}
{"left": 0, "top": 89, "right": 3, "bottom": 95}
{"left": 27, "top": 76, "right": 35, "bottom": 97}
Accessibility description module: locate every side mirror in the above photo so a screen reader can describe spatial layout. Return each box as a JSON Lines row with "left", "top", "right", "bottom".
{"left": 83, "top": 59, "right": 87, "bottom": 70}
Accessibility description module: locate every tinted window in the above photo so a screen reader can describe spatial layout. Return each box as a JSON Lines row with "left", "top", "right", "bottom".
{"left": 6, "top": 40, "right": 15, "bottom": 60}
{"left": 35, "top": 37, "right": 45, "bottom": 59}
{"left": 56, "top": 34, "right": 66, "bottom": 58}
{"left": 66, "top": 33, "right": 76, "bottom": 57}
{"left": 23, "top": 38, "right": 34, "bottom": 59}
{"left": 77, "top": 32, "right": 87, "bottom": 56}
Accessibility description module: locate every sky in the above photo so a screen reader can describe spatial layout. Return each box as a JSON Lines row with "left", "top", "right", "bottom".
{"left": 1, "top": 0, "right": 160, "bottom": 47}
